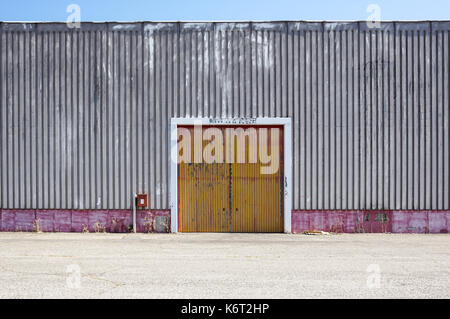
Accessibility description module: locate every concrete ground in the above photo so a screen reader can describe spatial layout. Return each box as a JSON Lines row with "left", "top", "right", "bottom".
{"left": 0, "top": 232, "right": 449, "bottom": 299}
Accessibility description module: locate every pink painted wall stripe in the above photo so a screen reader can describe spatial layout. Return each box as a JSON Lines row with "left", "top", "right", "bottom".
{"left": 292, "top": 211, "right": 450, "bottom": 234}
{"left": 0, "top": 210, "right": 449, "bottom": 234}
{"left": 0, "top": 210, "right": 171, "bottom": 233}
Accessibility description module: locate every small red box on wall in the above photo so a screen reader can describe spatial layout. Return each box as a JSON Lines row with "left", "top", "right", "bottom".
{"left": 137, "top": 194, "right": 148, "bottom": 208}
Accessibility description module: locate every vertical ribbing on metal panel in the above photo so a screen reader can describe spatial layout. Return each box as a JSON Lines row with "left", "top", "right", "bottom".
{"left": 0, "top": 22, "right": 449, "bottom": 210}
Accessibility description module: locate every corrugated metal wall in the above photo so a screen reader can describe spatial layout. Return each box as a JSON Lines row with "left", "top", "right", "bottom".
{"left": 0, "top": 21, "right": 449, "bottom": 210}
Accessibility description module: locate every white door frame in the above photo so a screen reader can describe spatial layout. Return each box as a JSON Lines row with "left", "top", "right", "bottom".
{"left": 170, "top": 118, "right": 292, "bottom": 233}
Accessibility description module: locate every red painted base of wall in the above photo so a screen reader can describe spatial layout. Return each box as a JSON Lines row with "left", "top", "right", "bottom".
{"left": 292, "top": 211, "right": 450, "bottom": 234}
{"left": 1, "top": 210, "right": 449, "bottom": 234}
{"left": 0, "top": 209, "right": 171, "bottom": 233}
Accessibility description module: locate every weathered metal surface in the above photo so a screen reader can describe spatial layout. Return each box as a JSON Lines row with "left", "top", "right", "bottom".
{"left": 179, "top": 162, "right": 231, "bottom": 232}
{"left": 291, "top": 211, "right": 358, "bottom": 233}
{"left": 292, "top": 210, "right": 450, "bottom": 233}
{"left": 392, "top": 211, "right": 429, "bottom": 233}
{"left": 13, "top": 210, "right": 35, "bottom": 232}
{"left": 178, "top": 125, "right": 284, "bottom": 232}
{"left": 0, "top": 209, "right": 170, "bottom": 233}
{"left": 230, "top": 127, "right": 284, "bottom": 232}
{"left": 1, "top": 210, "right": 15, "bottom": 231}
{"left": 35, "top": 210, "right": 56, "bottom": 232}
{"left": 108, "top": 210, "right": 133, "bottom": 233}
{"left": 1, "top": 208, "right": 448, "bottom": 233}
{"left": 357, "top": 211, "right": 393, "bottom": 233}
{"left": 0, "top": 22, "right": 449, "bottom": 211}
{"left": 428, "top": 212, "right": 450, "bottom": 233}
{"left": 136, "top": 210, "right": 170, "bottom": 233}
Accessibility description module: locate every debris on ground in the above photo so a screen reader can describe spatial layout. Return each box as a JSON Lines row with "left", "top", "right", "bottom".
{"left": 302, "top": 230, "right": 331, "bottom": 235}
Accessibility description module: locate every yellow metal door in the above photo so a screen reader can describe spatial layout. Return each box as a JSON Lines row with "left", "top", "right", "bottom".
{"left": 230, "top": 127, "right": 284, "bottom": 232}
{"left": 179, "top": 162, "right": 230, "bottom": 232}
{"left": 178, "top": 126, "right": 283, "bottom": 233}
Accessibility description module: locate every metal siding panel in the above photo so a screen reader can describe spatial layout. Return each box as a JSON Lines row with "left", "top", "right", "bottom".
{"left": 443, "top": 30, "right": 450, "bottom": 209}
{"left": 305, "top": 30, "right": 312, "bottom": 210}
{"left": 146, "top": 29, "right": 155, "bottom": 209}
{"left": 209, "top": 29, "right": 216, "bottom": 118}
{"left": 81, "top": 31, "right": 88, "bottom": 210}
{"left": 125, "top": 31, "right": 131, "bottom": 209}
{"left": 311, "top": 30, "right": 319, "bottom": 209}
{"left": 377, "top": 29, "right": 384, "bottom": 210}
{"left": 73, "top": 31, "right": 80, "bottom": 210}
{"left": 329, "top": 29, "right": 336, "bottom": 209}
{"left": 418, "top": 30, "right": 426, "bottom": 209}
{"left": 203, "top": 30, "right": 210, "bottom": 117}
{"left": 1, "top": 22, "right": 449, "bottom": 211}
{"left": 299, "top": 29, "right": 307, "bottom": 209}
{"left": 335, "top": 28, "right": 342, "bottom": 210}
{"left": 100, "top": 30, "right": 108, "bottom": 209}
{"left": 250, "top": 28, "right": 257, "bottom": 118}
{"left": 13, "top": 32, "right": 19, "bottom": 208}
{"left": 95, "top": 30, "right": 102, "bottom": 209}
{"left": 291, "top": 30, "right": 299, "bottom": 210}
{"left": 359, "top": 27, "right": 367, "bottom": 209}
{"left": 18, "top": 32, "right": 26, "bottom": 208}
{"left": 114, "top": 31, "right": 121, "bottom": 209}
{"left": 323, "top": 29, "right": 330, "bottom": 210}
{"left": 348, "top": 28, "right": 356, "bottom": 210}
{"left": 406, "top": 29, "right": 413, "bottom": 210}
{"left": 111, "top": 31, "right": 118, "bottom": 208}
{"left": 53, "top": 32, "right": 60, "bottom": 209}
{"left": 136, "top": 30, "right": 143, "bottom": 199}
{"left": 431, "top": 27, "right": 438, "bottom": 209}
{"left": 412, "top": 29, "right": 419, "bottom": 210}
{"left": 130, "top": 31, "right": 137, "bottom": 207}
{"left": 400, "top": 29, "right": 408, "bottom": 210}
{"left": 142, "top": 30, "right": 150, "bottom": 206}
{"left": 352, "top": 27, "right": 360, "bottom": 210}
{"left": 388, "top": 29, "right": 396, "bottom": 209}
{"left": 437, "top": 30, "right": 445, "bottom": 210}
{"left": 369, "top": 29, "right": 375, "bottom": 210}
{"left": 162, "top": 29, "right": 169, "bottom": 209}
{"left": 0, "top": 32, "right": 3, "bottom": 208}
{"left": 317, "top": 28, "right": 324, "bottom": 210}
{"left": 48, "top": 31, "right": 55, "bottom": 209}
{"left": 394, "top": 27, "right": 402, "bottom": 210}
{"left": 263, "top": 31, "right": 269, "bottom": 118}
{"left": 341, "top": 29, "right": 348, "bottom": 210}
{"left": 343, "top": 29, "right": 350, "bottom": 209}
{"left": 155, "top": 30, "right": 162, "bottom": 209}
{"left": 120, "top": 31, "right": 127, "bottom": 209}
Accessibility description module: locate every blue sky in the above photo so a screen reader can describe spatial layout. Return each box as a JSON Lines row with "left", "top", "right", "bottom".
{"left": 1, "top": 0, "right": 449, "bottom": 21}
